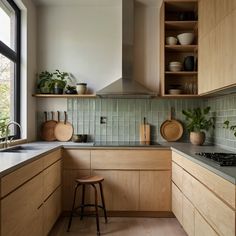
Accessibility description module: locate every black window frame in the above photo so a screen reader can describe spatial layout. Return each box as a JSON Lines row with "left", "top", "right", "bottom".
{"left": 0, "top": 0, "right": 21, "bottom": 139}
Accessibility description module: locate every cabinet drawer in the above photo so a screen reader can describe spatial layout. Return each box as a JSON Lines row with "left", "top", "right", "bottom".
{"left": 43, "top": 160, "right": 62, "bottom": 200}
{"left": 172, "top": 182, "right": 182, "bottom": 225}
{"left": 63, "top": 150, "right": 90, "bottom": 169}
{"left": 172, "top": 151, "right": 183, "bottom": 166}
{"left": 91, "top": 150, "right": 171, "bottom": 170}
{"left": 43, "top": 149, "right": 61, "bottom": 169}
{"left": 172, "top": 162, "right": 183, "bottom": 190}
{"left": 1, "top": 158, "right": 43, "bottom": 198}
{"left": 182, "top": 170, "right": 235, "bottom": 236}
{"left": 182, "top": 195, "right": 194, "bottom": 236}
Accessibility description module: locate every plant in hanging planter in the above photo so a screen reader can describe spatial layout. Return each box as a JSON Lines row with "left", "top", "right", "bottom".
{"left": 182, "top": 107, "right": 215, "bottom": 145}
{"left": 52, "top": 69, "right": 70, "bottom": 94}
{"left": 37, "top": 71, "right": 54, "bottom": 94}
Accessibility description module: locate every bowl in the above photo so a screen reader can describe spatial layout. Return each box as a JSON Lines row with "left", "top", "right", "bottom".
{"left": 76, "top": 83, "right": 87, "bottom": 94}
{"left": 169, "top": 62, "right": 182, "bottom": 72}
{"left": 72, "top": 134, "right": 88, "bottom": 143}
{"left": 177, "top": 33, "right": 194, "bottom": 45}
{"left": 166, "top": 36, "right": 178, "bottom": 45}
{"left": 168, "top": 89, "right": 182, "bottom": 95}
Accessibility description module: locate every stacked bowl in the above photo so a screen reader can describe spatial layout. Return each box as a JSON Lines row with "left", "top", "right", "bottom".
{"left": 169, "top": 61, "right": 182, "bottom": 72}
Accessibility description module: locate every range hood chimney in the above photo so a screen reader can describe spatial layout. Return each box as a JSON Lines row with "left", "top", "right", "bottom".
{"left": 96, "top": 0, "right": 157, "bottom": 98}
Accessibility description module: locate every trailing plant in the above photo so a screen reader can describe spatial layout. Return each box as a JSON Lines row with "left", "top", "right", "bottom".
{"left": 182, "top": 107, "right": 215, "bottom": 132}
{"left": 52, "top": 69, "right": 69, "bottom": 89}
{"left": 223, "top": 120, "right": 236, "bottom": 137}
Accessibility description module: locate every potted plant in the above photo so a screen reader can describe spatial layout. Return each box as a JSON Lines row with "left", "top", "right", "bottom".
{"left": 52, "top": 69, "right": 70, "bottom": 94}
{"left": 65, "top": 85, "right": 77, "bottom": 94}
{"left": 182, "top": 107, "right": 215, "bottom": 145}
{"left": 37, "top": 71, "right": 54, "bottom": 94}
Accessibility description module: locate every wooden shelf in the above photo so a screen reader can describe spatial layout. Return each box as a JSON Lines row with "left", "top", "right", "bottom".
{"left": 162, "top": 94, "right": 199, "bottom": 98}
{"left": 165, "top": 71, "right": 198, "bottom": 75}
{"left": 165, "top": 45, "right": 198, "bottom": 52}
{"left": 165, "top": 21, "right": 197, "bottom": 30}
{"left": 32, "top": 94, "right": 97, "bottom": 98}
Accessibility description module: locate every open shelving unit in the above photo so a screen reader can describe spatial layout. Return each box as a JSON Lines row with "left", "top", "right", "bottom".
{"left": 32, "top": 94, "right": 97, "bottom": 98}
{"left": 160, "top": 0, "right": 199, "bottom": 97}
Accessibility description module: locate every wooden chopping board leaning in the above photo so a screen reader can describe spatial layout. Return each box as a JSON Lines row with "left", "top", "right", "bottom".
{"left": 54, "top": 111, "right": 73, "bottom": 141}
{"left": 40, "top": 111, "right": 57, "bottom": 141}
{"left": 140, "top": 117, "right": 151, "bottom": 144}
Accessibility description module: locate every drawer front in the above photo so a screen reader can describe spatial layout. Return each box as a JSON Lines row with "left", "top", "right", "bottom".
{"left": 1, "top": 158, "right": 43, "bottom": 198}
{"left": 172, "top": 151, "right": 183, "bottom": 166}
{"left": 91, "top": 150, "right": 171, "bottom": 170}
{"left": 43, "top": 160, "right": 62, "bottom": 200}
{"left": 63, "top": 149, "right": 90, "bottom": 169}
{"left": 172, "top": 162, "right": 183, "bottom": 190}
{"left": 195, "top": 210, "right": 218, "bottom": 236}
{"left": 43, "top": 149, "right": 61, "bottom": 169}
{"left": 182, "top": 170, "right": 235, "bottom": 236}
{"left": 182, "top": 195, "right": 194, "bottom": 236}
{"left": 172, "top": 182, "right": 183, "bottom": 225}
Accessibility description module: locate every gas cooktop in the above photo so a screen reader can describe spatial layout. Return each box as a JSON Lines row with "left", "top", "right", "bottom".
{"left": 196, "top": 152, "right": 236, "bottom": 166}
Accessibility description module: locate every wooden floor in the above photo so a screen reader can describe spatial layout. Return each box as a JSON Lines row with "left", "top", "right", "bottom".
{"left": 50, "top": 217, "right": 187, "bottom": 236}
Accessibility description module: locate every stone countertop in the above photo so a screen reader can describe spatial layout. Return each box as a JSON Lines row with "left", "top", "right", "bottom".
{"left": 162, "top": 142, "right": 236, "bottom": 184}
{"left": 0, "top": 141, "right": 235, "bottom": 184}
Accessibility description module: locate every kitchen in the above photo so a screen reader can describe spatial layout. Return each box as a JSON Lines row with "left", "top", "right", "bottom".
{"left": 0, "top": 0, "right": 236, "bottom": 235}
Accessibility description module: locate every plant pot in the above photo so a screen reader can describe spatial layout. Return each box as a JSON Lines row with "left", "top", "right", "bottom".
{"left": 40, "top": 87, "right": 51, "bottom": 94}
{"left": 76, "top": 83, "right": 87, "bottom": 94}
{"left": 53, "top": 87, "right": 64, "bottom": 94}
{"left": 190, "top": 132, "right": 205, "bottom": 145}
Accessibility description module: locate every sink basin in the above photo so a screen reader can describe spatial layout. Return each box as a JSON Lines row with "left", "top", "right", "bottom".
{"left": 0, "top": 145, "right": 42, "bottom": 153}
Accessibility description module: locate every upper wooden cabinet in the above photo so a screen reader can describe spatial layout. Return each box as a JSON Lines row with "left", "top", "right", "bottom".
{"left": 198, "top": 0, "right": 236, "bottom": 94}
{"left": 160, "top": 0, "right": 198, "bottom": 97}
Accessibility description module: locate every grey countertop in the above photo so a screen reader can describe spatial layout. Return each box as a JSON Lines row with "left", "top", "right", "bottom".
{"left": 0, "top": 141, "right": 235, "bottom": 184}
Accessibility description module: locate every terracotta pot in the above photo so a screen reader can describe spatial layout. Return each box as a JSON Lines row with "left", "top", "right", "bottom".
{"left": 190, "top": 132, "right": 205, "bottom": 145}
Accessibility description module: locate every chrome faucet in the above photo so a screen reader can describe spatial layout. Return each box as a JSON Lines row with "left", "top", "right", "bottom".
{"left": 4, "top": 121, "right": 22, "bottom": 148}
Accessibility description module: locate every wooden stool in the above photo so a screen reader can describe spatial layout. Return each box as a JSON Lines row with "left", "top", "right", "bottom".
{"left": 67, "top": 175, "right": 108, "bottom": 235}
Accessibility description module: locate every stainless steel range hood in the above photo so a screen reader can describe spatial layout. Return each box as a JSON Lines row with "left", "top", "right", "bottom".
{"left": 96, "top": 0, "right": 156, "bottom": 98}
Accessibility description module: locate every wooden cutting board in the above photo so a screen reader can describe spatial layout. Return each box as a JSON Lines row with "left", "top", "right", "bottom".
{"left": 140, "top": 117, "right": 150, "bottom": 144}
{"left": 54, "top": 111, "right": 73, "bottom": 142}
{"left": 40, "top": 111, "right": 57, "bottom": 141}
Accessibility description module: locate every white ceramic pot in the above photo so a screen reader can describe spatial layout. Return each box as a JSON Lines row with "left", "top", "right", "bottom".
{"left": 177, "top": 33, "right": 194, "bottom": 45}
{"left": 76, "top": 83, "right": 87, "bottom": 94}
{"left": 190, "top": 132, "right": 205, "bottom": 145}
{"left": 166, "top": 36, "right": 178, "bottom": 45}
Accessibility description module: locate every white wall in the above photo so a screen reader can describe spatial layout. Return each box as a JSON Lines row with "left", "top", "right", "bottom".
{"left": 16, "top": 0, "right": 37, "bottom": 141}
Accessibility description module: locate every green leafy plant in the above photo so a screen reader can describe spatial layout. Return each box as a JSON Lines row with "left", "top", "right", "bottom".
{"left": 37, "top": 71, "right": 54, "bottom": 93}
{"left": 182, "top": 107, "right": 215, "bottom": 132}
{"left": 223, "top": 120, "right": 236, "bottom": 137}
{"left": 52, "top": 69, "right": 69, "bottom": 89}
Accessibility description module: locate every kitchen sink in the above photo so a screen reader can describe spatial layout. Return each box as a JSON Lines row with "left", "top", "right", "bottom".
{"left": 0, "top": 145, "right": 42, "bottom": 153}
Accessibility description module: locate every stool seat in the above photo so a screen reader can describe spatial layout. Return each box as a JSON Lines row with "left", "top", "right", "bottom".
{"left": 76, "top": 175, "right": 104, "bottom": 184}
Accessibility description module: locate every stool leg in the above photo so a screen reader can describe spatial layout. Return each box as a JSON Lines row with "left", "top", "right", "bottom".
{"left": 99, "top": 182, "right": 108, "bottom": 223}
{"left": 92, "top": 184, "right": 100, "bottom": 236}
{"left": 67, "top": 183, "right": 80, "bottom": 232}
{"left": 80, "top": 184, "right": 86, "bottom": 220}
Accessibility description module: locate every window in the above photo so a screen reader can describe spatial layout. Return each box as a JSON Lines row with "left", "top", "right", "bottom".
{"left": 0, "top": 0, "right": 21, "bottom": 140}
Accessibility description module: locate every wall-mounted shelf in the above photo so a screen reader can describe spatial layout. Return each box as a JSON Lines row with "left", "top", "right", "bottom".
{"left": 165, "top": 21, "right": 197, "bottom": 30}
{"left": 165, "top": 45, "right": 198, "bottom": 52}
{"left": 32, "top": 94, "right": 97, "bottom": 98}
{"left": 165, "top": 71, "right": 198, "bottom": 75}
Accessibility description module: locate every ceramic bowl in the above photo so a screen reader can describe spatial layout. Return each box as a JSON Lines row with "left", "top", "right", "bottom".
{"left": 72, "top": 134, "right": 88, "bottom": 143}
{"left": 177, "top": 33, "right": 194, "bottom": 45}
{"left": 76, "top": 83, "right": 87, "bottom": 94}
{"left": 166, "top": 36, "right": 178, "bottom": 45}
{"left": 168, "top": 89, "right": 182, "bottom": 95}
{"left": 169, "top": 62, "right": 182, "bottom": 72}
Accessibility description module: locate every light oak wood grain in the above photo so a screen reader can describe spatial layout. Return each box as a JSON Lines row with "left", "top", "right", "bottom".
{"left": 43, "top": 186, "right": 62, "bottom": 236}
{"left": 1, "top": 173, "right": 44, "bottom": 236}
{"left": 63, "top": 149, "right": 90, "bottom": 169}
{"left": 194, "top": 210, "right": 218, "bottom": 236}
{"left": 172, "top": 182, "right": 183, "bottom": 225}
{"left": 91, "top": 150, "right": 171, "bottom": 170}
{"left": 182, "top": 195, "right": 195, "bottom": 236}
{"left": 1, "top": 158, "right": 43, "bottom": 198}
{"left": 43, "top": 160, "right": 62, "bottom": 200}
{"left": 43, "top": 149, "right": 62, "bottom": 169}
{"left": 140, "top": 171, "right": 171, "bottom": 211}
{"left": 172, "top": 162, "right": 183, "bottom": 191}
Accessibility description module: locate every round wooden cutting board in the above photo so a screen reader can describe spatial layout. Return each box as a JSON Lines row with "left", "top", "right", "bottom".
{"left": 40, "top": 111, "right": 57, "bottom": 141}
{"left": 54, "top": 111, "right": 73, "bottom": 142}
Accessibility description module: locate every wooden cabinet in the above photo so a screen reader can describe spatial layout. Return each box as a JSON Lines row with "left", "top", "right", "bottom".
{"left": 1, "top": 173, "right": 44, "bottom": 236}
{"left": 0, "top": 149, "right": 62, "bottom": 236}
{"left": 172, "top": 151, "right": 236, "bottom": 236}
{"left": 160, "top": 0, "right": 198, "bottom": 97}
{"left": 198, "top": 0, "right": 236, "bottom": 94}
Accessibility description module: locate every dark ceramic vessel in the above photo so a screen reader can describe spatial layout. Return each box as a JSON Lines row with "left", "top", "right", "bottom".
{"left": 184, "top": 56, "right": 195, "bottom": 71}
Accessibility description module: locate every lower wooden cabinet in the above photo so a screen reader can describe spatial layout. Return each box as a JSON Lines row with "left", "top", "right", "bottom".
{"left": 172, "top": 182, "right": 182, "bottom": 225}
{"left": 43, "top": 186, "right": 62, "bottom": 236}
{"left": 1, "top": 173, "right": 44, "bottom": 236}
{"left": 140, "top": 170, "right": 171, "bottom": 211}
{"left": 182, "top": 195, "right": 194, "bottom": 236}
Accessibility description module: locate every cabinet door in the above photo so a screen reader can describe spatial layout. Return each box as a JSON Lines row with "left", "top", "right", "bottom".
{"left": 62, "top": 169, "right": 91, "bottom": 211}
{"left": 172, "top": 182, "right": 182, "bottom": 225}
{"left": 92, "top": 170, "right": 139, "bottom": 211}
{"left": 195, "top": 210, "right": 218, "bottom": 236}
{"left": 182, "top": 195, "right": 195, "bottom": 236}
{"left": 1, "top": 173, "right": 43, "bottom": 236}
{"left": 140, "top": 171, "right": 171, "bottom": 211}
{"left": 43, "top": 186, "right": 61, "bottom": 236}
{"left": 172, "top": 162, "right": 183, "bottom": 191}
